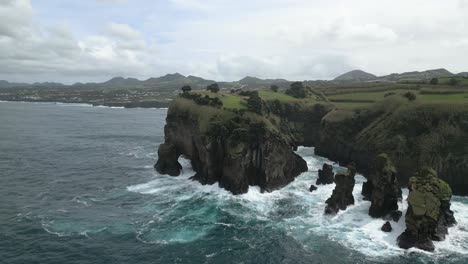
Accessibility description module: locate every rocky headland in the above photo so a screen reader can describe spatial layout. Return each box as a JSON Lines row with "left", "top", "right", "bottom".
{"left": 155, "top": 96, "right": 308, "bottom": 194}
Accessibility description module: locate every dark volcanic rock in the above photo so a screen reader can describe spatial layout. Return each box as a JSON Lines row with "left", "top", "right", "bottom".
{"left": 363, "top": 154, "right": 402, "bottom": 218}
{"left": 390, "top": 210, "right": 403, "bottom": 222}
{"left": 397, "top": 168, "right": 456, "bottom": 252}
{"left": 316, "top": 163, "right": 334, "bottom": 185}
{"left": 325, "top": 164, "right": 356, "bottom": 215}
{"left": 381, "top": 221, "right": 392, "bottom": 232}
{"left": 155, "top": 99, "right": 308, "bottom": 194}
{"left": 309, "top": 185, "right": 317, "bottom": 192}
{"left": 154, "top": 143, "right": 182, "bottom": 176}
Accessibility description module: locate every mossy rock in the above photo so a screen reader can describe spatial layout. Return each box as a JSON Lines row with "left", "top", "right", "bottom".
{"left": 436, "top": 179, "right": 453, "bottom": 201}
{"left": 408, "top": 190, "right": 427, "bottom": 216}
{"left": 416, "top": 167, "right": 438, "bottom": 179}
{"left": 407, "top": 190, "right": 441, "bottom": 220}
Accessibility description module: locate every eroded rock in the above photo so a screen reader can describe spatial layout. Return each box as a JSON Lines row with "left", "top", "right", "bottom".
{"left": 154, "top": 143, "right": 182, "bottom": 176}
{"left": 316, "top": 163, "right": 334, "bottom": 185}
{"left": 155, "top": 98, "right": 308, "bottom": 194}
{"left": 397, "top": 167, "right": 457, "bottom": 251}
{"left": 325, "top": 164, "right": 356, "bottom": 215}
{"left": 362, "top": 153, "right": 402, "bottom": 218}
{"left": 381, "top": 221, "right": 392, "bottom": 232}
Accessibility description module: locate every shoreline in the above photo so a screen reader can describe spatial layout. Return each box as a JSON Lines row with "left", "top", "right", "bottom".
{"left": 0, "top": 100, "right": 169, "bottom": 110}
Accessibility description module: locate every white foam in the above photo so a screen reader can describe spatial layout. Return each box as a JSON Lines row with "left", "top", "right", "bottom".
{"left": 128, "top": 148, "right": 468, "bottom": 258}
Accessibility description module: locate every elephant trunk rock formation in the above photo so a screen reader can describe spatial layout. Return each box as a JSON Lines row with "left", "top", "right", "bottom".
{"left": 155, "top": 98, "right": 308, "bottom": 195}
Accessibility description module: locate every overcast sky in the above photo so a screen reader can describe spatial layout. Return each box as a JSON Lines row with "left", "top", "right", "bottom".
{"left": 1, "top": 0, "right": 468, "bottom": 83}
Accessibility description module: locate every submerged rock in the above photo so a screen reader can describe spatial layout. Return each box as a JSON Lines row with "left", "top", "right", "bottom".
{"left": 397, "top": 167, "right": 457, "bottom": 251}
{"left": 325, "top": 164, "right": 356, "bottom": 215}
{"left": 381, "top": 221, "right": 392, "bottom": 232}
{"left": 362, "top": 154, "right": 402, "bottom": 218}
{"left": 309, "top": 185, "right": 318, "bottom": 192}
{"left": 316, "top": 163, "right": 334, "bottom": 185}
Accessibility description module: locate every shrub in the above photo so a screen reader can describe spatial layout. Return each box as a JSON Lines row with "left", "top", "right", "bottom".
{"left": 270, "top": 85, "right": 279, "bottom": 93}
{"left": 206, "top": 83, "right": 220, "bottom": 93}
{"left": 403, "top": 92, "right": 417, "bottom": 101}
{"left": 180, "top": 92, "right": 223, "bottom": 107}
{"left": 181, "top": 85, "right": 192, "bottom": 93}
{"left": 429, "top": 78, "right": 439, "bottom": 85}
{"left": 285, "top": 82, "right": 306, "bottom": 98}
{"left": 247, "top": 92, "right": 262, "bottom": 114}
{"left": 448, "top": 78, "right": 460, "bottom": 86}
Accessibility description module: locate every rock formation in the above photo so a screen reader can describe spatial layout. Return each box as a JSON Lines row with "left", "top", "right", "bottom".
{"left": 381, "top": 221, "right": 392, "bottom": 232}
{"left": 155, "top": 143, "right": 182, "bottom": 176}
{"left": 397, "top": 167, "right": 457, "bottom": 251}
{"left": 309, "top": 185, "right": 317, "bottom": 192}
{"left": 316, "top": 163, "right": 334, "bottom": 185}
{"left": 361, "top": 154, "right": 402, "bottom": 218}
{"left": 314, "top": 101, "right": 468, "bottom": 196}
{"left": 155, "top": 98, "right": 308, "bottom": 194}
{"left": 325, "top": 164, "right": 356, "bottom": 215}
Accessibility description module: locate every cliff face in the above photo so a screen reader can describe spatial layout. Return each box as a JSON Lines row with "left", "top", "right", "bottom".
{"left": 156, "top": 94, "right": 468, "bottom": 196}
{"left": 155, "top": 98, "right": 307, "bottom": 194}
{"left": 313, "top": 99, "right": 468, "bottom": 196}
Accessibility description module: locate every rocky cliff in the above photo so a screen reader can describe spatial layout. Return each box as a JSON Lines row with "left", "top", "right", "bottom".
{"left": 155, "top": 97, "right": 308, "bottom": 194}
{"left": 156, "top": 93, "right": 468, "bottom": 196}
{"left": 314, "top": 98, "right": 468, "bottom": 195}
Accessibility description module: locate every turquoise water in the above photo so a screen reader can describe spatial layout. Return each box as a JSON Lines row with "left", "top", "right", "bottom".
{"left": 1, "top": 101, "right": 467, "bottom": 264}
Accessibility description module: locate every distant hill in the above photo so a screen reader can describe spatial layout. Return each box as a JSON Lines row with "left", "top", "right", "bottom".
{"left": 334, "top": 70, "right": 377, "bottom": 82}
{"left": 0, "top": 80, "right": 35, "bottom": 88}
{"left": 333, "top": 68, "right": 463, "bottom": 82}
{"left": 379, "top": 68, "right": 454, "bottom": 81}
{"left": 236, "top": 76, "right": 290, "bottom": 89}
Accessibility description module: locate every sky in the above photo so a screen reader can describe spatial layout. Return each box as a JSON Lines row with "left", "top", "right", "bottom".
{"left": 1, "top": 0, "right": 468, "bottom": 84}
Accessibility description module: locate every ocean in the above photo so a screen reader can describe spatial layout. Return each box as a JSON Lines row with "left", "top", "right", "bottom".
{"left": 1, "top": 101, "right": 467, "bottom": 264}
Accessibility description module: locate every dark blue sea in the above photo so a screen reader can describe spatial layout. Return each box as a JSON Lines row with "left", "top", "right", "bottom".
{"left": 1, "top": 101, "right": 467, "bottom": 264}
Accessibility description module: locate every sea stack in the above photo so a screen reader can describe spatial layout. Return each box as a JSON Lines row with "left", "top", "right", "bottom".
{"left": 316, "top": 163, "right": 334, "bottom": 185}
{"left": 397, "top": 167, "right": 456, "bottom": 251}
{"left": 325, "top": 163, "right": 356, "bottom": 215}
{"left": 362, "top": 153, "right": 402, "bottom": 218}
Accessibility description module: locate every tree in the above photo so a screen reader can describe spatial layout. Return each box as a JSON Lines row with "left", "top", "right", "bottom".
{"left": 270, "top": 85, "right": 279, "bottom": 93}
{"left": 181, "top": 85, "right": 192, "bottom": 93}
{"left": 448, "top": 78, "right": 459, "bottom": 86}
{"left": 206, "top": 83, "right": 220, "bottom": 93}
{"left": 429, "top": 78, "right": 439, "bottom": 85}
{"left": 285, "top": 82, "right": 306, "bottom": 98}
{"left": 247, "top": 92, "right": 262, "bottom": 114}
{"left": 403, "top": 92, "right": 416, "bottom": 101}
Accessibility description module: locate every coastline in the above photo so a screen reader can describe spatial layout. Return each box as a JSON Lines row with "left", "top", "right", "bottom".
{"left": 0, "top": 99, "right": 169, "bottom": 110}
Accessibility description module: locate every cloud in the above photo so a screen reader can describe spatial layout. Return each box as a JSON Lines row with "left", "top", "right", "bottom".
{"left": 1, "top": 0, "right": 468, "bottom": 83}
{"left": 0, "top": 0, "right": 33, "bottom": 38}
{"left": 96, "top": 0, "right": 127, "bottom": 3}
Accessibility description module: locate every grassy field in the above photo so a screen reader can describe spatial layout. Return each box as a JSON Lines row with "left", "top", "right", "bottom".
{"left": 438, "top": 76, "right": 468, "bottom": 85}
{"left": 258, "top": 90, "right": 298, "bottom": 102}
{"left": 419, "top": 93, "right": 468, "bottom": 104}
{"left": 326, "top": 85, "right": 468, "bottom": 109}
